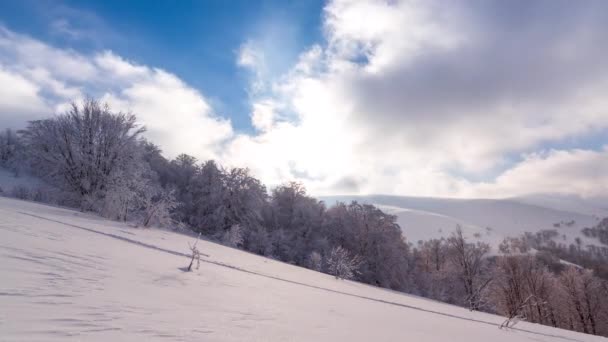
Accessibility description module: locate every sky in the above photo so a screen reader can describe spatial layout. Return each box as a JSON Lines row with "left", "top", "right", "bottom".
{"left": 0, "top": 0, "right": 607, "bottom": 198}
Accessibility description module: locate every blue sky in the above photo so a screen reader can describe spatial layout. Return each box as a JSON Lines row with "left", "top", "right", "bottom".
{"left": 0, "top": 0, "right": 324, "bottom": 132}
{"left": 0, "top": 0, "right": 607, "bottom": 197}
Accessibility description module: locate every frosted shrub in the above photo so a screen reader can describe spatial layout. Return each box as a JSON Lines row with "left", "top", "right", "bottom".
{"left": 222, "top": 224, "right": 244, "bottom": 248}
{"left": 327, "top": 246, "right": 361, "bottom": 280}
{"left": 308, "top": 251, "right": 323, "bottom": 272}
{"left": 141, "top": 188, "right": 176, "bottom": 227}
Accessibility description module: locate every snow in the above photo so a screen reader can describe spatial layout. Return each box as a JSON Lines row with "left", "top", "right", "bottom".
{"left": 0, "top": 197, "right": 604, "bottom": 341}
{"left": 512, "top": 193, "right": 608, "bottom": 219}
{"left": 323, "top": 195, "right": 604, "bottom": 248}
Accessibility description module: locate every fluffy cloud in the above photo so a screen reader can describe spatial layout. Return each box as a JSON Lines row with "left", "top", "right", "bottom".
{"left": 0, "top": 66, "right": 48, "bottom": 127}
{"left": 95, "top": 52, "right": 233, "bottom": 158}
{"left": 473, "top": 148, "right": 608, "bottom": 198}
{"left": 250, "top": 100, "right": 278, "bottom": 132}
{"left": 227, "top": 0, "right": 608, "bottom": 197}
{"left": 0, "top": 26, "right": 232, "bottom": 160}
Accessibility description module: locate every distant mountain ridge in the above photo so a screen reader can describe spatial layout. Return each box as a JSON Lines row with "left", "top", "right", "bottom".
{"left": 321, "top": 194, "right": 607, "bottom": 249}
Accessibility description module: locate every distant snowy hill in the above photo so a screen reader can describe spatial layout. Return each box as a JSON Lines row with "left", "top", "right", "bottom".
{"left": 322, "top": 195, "right": 605, "bottom": 248}
{"left": 0, "top": 196, "right": 603, "bottom": 341}
{"left": 511, "top": 193, "right": 608, "bottom": 218}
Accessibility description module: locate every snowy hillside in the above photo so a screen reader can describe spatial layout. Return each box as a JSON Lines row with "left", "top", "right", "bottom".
{"left": 322, "top": 195, "right": 604, "bottom": 248}
{"left": 0, "top": 196, "right": 604, "bottom": 341}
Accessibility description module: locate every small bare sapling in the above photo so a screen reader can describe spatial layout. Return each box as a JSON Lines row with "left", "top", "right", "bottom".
{"left": 187, "top": 233, "right": 202, "bottom": 272}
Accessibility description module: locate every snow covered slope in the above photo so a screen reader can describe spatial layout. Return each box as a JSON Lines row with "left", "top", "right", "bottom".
{"left": 0, "top": 197, "right": 604, "bottom": 341}
{"left": 322, "top": 195, "right": 604, "bottom": 248}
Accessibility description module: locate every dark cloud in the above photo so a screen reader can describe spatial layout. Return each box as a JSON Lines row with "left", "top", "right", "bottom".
{"left": 329, "top": 176, "right": 364, "bottom": 194}
{"left": 337, "top": 1, "right": 608, "bottom": 161}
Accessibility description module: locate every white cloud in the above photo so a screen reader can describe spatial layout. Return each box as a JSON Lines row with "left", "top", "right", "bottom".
{"left": 0, "top": 67, "right": 48, "bottom": 126}
{"left": 100, "top": 62, "right": 233, "bottom": 159}
{"left": 94, "top": 51, "right": 149, "bottom": 80}
{"left": 223, "top": 0, "right": 608, "bottom": 197}
{"left": 0, "top": 29, "right": 98, "bottom": 83}
{"left": 323, "top": 0, "right": 463, "bottom": 72}
{"left": 250, "top": 100, "right": 278, "bottom": 132}
{"left": 473, "top": 148, "right": 608, "bottom": 198}
{"left": 0, "top": 26, "right": 232, "bottom": 159}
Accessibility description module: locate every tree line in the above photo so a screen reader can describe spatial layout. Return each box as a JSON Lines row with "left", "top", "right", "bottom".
{"left": 0, "top": 99, "right": 607, "bottom": 336}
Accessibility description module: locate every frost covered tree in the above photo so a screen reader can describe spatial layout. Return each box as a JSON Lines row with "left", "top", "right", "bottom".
{"left": 0, "top": 128, "right": 24, "bottom": 174}
{"left": 20, "top": 98, "right": 144, "bottom": 209}
{"left": 139, "top": 186, "right": 177, "bottom": 228}
{"left": 99, "top": 154, "right": 147, "bottom": 221}
{"left": 419, "top": 238, "right": 447, "bottom": 272}
{"left": 327, "top": 246, "right": 361, "bottom": 280}
{"left": 264, "top": 182, "right": 325, "bottom": 264}
{"left": 181, "top": 160, "right": 225, "bottom": 233}
{"left": 0, "top": 129, "right": 15, "bottom": 165}
{"left": 522, "top": 261, "right": 559, "bottom": 327}
{"left": 412, "top": 239, "right": 452, "bottom": 301}
{"left": 173, "top": 161, "right": 267, "bottom": 238}
{"left": 93, "top": 142, "right": 170, "bottom": 224}
{"left": 491, "top": 255, "right": 557, "bottom": 327}
{"left": 243, "top": 225, "right": 273, "bottom": 256}
{"left": 323, "top": 202, "right": 411, "bottom": 290}
{"left": 223, "top": 168, "right": 267, "bottom": 227}
{"left": 222, "top": 224, "right": 244, "bottom": 247}
{"left": 446, "top": 226, "right": 492, "bottom": 311}
{"left": 492, "top": 255, "right": 529, "bottom": 323}
{"left": 558, "top": 267, "right": 603, "bottom": 335}
{"left": 140, "top": 140, "right": 174, "bottom": 187}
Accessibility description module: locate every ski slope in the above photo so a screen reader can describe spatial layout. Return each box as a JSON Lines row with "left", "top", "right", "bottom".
{"left": 0, "top": 197, "right": 604, "bottom": 341}
{"left": 323, "top": 195, "right": 605, "bottom": 248}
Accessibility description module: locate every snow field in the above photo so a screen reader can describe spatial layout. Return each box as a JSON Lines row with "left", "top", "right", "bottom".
{"left": 1, "top": 197, "right": 605, "bottom": 341}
